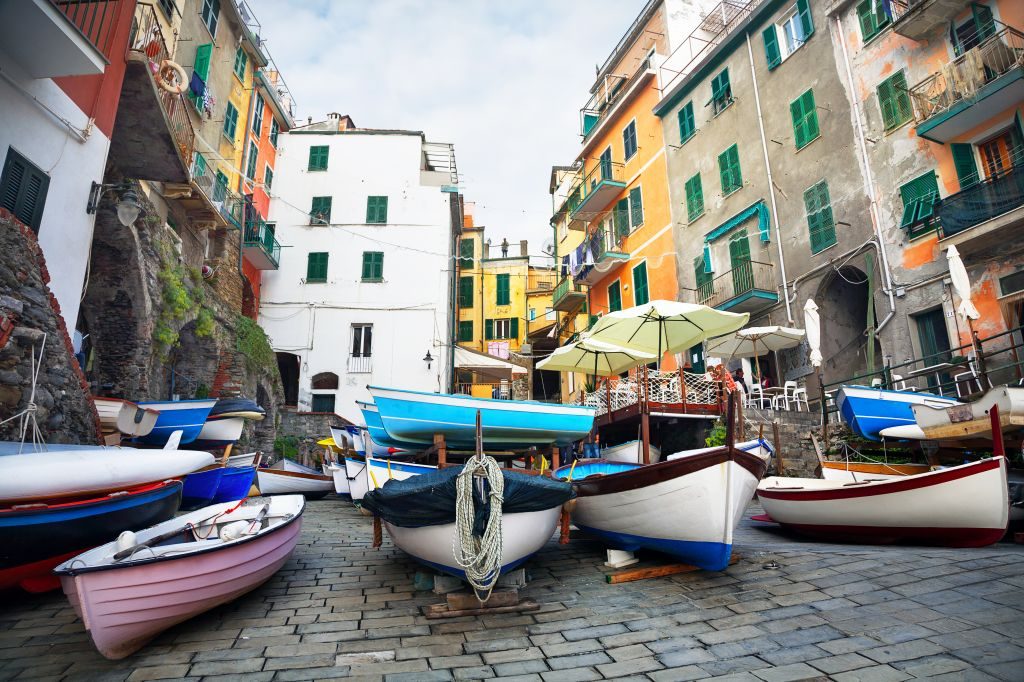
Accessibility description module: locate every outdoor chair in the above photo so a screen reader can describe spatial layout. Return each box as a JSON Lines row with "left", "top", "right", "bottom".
{"left": 791, "top": 383, "right": 809, "bottom": 411}
{"left": 747, "top": 383, "right": 771, "bottom": 409}
{"left": 772, "top": 381, "right": 799, "bottom": 410}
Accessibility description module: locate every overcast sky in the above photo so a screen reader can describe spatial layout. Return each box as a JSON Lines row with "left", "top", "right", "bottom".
{"left": 250, "top": 0, "right": 647, "bottom": 258}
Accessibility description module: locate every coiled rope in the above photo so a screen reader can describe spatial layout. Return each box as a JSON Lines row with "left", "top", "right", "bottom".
{"left": 452, "top": 454, "right": 504, "bottom": 601}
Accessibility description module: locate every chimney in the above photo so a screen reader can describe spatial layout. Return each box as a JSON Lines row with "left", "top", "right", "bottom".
{"left": 520, "top": 240, "right": 528, "bottom": 257}
{"left": 307, "top": 116, "right": 312, "bottom": 125}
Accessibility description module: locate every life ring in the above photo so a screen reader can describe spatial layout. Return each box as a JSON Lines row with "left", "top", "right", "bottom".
{"left": 157, "top": 60, "right": 188, "bottom": 95}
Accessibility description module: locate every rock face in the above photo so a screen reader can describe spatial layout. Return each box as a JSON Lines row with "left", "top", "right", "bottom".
{"left": 0, "top": 209, "right": 101, "bottom": 444}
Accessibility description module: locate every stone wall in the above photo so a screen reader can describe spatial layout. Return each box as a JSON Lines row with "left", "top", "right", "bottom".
{"left": 0, "top": 210, "right": 101, "bottom": 444}
{"left": 743, "top": 406, "right": 822, "bottom": 477}
{"left": 276, "top": 409, "right": 351, "bottom": 467}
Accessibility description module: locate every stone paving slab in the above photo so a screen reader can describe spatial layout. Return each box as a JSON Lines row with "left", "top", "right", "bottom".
{"left": 0, "top": 498, "right": 1022, "bottom": 681}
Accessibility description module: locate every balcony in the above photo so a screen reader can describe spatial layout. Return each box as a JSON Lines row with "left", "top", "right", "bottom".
{"left": 908, "top": 24, "right": 1024, "bottom": 143}
{"left": 938, "top": 164, "right": 1024, "bottom": 255}
{"left": 347, "top": 356, "right": 372, "bottom": 374}
{"left": 0, "top": 0, "right": 113, "bottom": 78}
{"left": 580, "top": 369, "right": 723, "bottom": 425}
{"left": 243, "top": 217, "right": 281, "bottom": 270}
{"left": 107, "top": 3, "right": 195, "bottom": 183}
{"left": 691, "top": 261, "right": 778, "bottom": 314}
{"left": 891, "top": 0, "right": 970, "bottom": 42}
{"left": 568, "top": 161, "right": 626, "bottom": 227}
{"left": 552, "top": 276, "right": 587, "bottom": 313}
{"left": 571, "top": 227, "right": 629, "bottom": 286}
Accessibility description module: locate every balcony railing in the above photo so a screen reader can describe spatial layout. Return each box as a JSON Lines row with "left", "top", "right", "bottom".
{"left": 579, "top": 369, "right": 723, "bottom": 420}
{"left": 51, "top": 0, "right": 119, "bottom": 57}
{"left": 692, "top": 261, "right": 777, "bottom": 312}
{"left": 216, "top": 186, "right": 244, "bottom": 229}
{"left": 569, "top": 161, "right": 626, "bottom": 221}
{"left": 890, "top": 0, "right": 971, "bottom": 41}
{"left": 243, "top": 218, "right": 281, "bottom": 269}
{"left": 571, "top": 227, "right": 629, "bottom": 285}
{"left": 347, "top": 356, "right": 372, "bottom": 374}
{"left": 908, "top": 24, "right": 1024, "bottom": 129}
{"left": 938, "top": 164, "right": 1024, "bottom": 238}
{"left": 552, "top": 276, "right": 587, "bottom": 312}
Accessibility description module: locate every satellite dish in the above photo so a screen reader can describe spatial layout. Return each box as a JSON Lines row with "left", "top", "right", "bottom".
{"left": 541, "top": 238, "right": 555, "bottom": 256}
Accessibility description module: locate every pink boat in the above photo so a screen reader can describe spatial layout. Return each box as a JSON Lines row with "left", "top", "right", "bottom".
{"left": 54, "top": 495, "right": 304, "bottom": 660}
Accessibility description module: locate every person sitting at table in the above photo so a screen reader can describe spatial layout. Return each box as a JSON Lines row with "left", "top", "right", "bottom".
{"left": 761, "top": 374, "right": 774, "bottom": 389}
{"left": 733, "top": 368, "right": 748, "bottom": 393}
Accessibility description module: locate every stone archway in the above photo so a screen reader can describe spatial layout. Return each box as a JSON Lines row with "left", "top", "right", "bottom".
{"left": 169, "top": 318, "right": 222, "bottom": 399}
{"left": 816, "top": 265, "right": 879, "bottom": 383}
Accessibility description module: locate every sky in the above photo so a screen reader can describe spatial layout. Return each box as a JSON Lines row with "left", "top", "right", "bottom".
{"left": 249, "top": 0, "right": 647, "bottom": 259}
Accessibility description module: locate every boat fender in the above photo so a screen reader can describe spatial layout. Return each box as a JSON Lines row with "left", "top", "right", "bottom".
{"left": 157, "top": 60, "right": 188, "bottom": 94}
{"left": 219, "top": 520, "right": 253, "bottom": 542}
{"left": 115, "top": 531, "right": 137, "bottom": 554}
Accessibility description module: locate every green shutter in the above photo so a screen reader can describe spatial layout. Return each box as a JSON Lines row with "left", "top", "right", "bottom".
{"left": 460, "top": 238, "right": 474, "bottom": 264}
{"left": 366, "top": 196, "right": 388, "bottom": 223}
{"left": 510, "top": 317, "right": 519, "bottom": 341}
{"left": 678, "top": 102, "right": 695, "bottom": 142}
{"left": 310, "top": 196, "right": 332, "bottom": 224}
{"left": 0, "top": 149, "right": 50, "bottom": 234}
{"left": 458, "top": 321, "right": 473, "bottom": 342}
{"left": 804, "top": 181, "right": 835, "bottom": 253}
{"left": 632, "top": 262, "right": 649, "bottom": 305}
{"left": 608, "top": 281, "right": 622, "bottom": 312}
{"left": 496, "top": 274, "right": 510, "bottom": 305}
{"left": 857, "top": 0, "right": 890, "bottom": 42}
{"left": 790, "top": 89, "right": 819, "bottom": 150}
{"left": 246, "top": 141, "right": 258, "bottom": 179}
{"left": 361, "top": 252, "right": 383, "bottom": 281}
{"left": 796, "top": 0, "right": 814, "bottom": 39}
{"left": 629, "top": 186, "right": 643, "bottom": 227}
{"left": 264, "top": 166, "right": 273, "bottom": 189}
{"left": 694, "top": 256, "right": 713, "bottom": 302}
{"left": 685, "top": 173, "right": 704, "bottom": 222}
{"left": 728, "top": 230, "right": 753, "bottom": 295}
{"left": 307, "top": 252, "right": 328, "bottom": 282}
{"left": 898, "top": 171, "right": 940, "bottom": 235}
{"left": 973, "top": 3, "right": 995, "bottom": 40}
{"left": 485, "top": 319, "right": 494, "bottom": 340}
{"left": 613, "top": 198, "right": 630, "bottom": 239}
{"left": 710, "top": 69, "right": 731, "bottom": 113}
{"left": 763, "top": 26, "right": 781, "bottom": 70}
{"left": 950, "top": 143, "right": 979, "bottom": 189}
{"left": 194, "top": 152, "right": 207, "bottom": 177}
{"left": 223, "top": 103, "right": 238, "bottom": 138}
{"left": 308, "top": 145, "right": 329, "bottom": 171}
{"left": 623, "top": 122, "right": 637, "bottom": 160}
{"left": 233, "top": 46, "right": 247, "bottom": 80}
{"left": 878, "top": 71, "right": 912, "bottom": 131}
{"left": 459, "top": 276, "right": 473, "bottom": 307}
{"left": 194, "top": 44, "right": 213, "bottom": 81}
{"left": 719, "top": 145, "right": 742, "bottom": 194}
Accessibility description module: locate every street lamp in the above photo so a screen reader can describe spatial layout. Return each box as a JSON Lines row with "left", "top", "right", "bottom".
{"left": 423, "top": 350, "right": 433, "bottom": 370}
{"left": 87, "top": 182, "right": 142, "bottom": 227}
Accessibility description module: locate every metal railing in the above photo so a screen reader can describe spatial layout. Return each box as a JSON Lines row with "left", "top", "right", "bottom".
{"left": 938, "top": 163, "right": 1024, "bottom": 237}
{"left": 908, "top": 24, "right": 1024, "bottom": 124}
{"left": 569, "top": 161, "right": 625, "bottom": 217}
{"left": 243, "top": 217, "right": 281, "bottom": 267}
{"left": 579, "top": 370, "right": 723, "bottom": 417}
{"left": 572, "top": 226, "right": 627, "bottom": 282}
{"left": 51, "top": 0, "right": 119, "bottom": 57}
{"left": 127, "top": 3, "right": 196, "bottom": 169}
{"left": 347, "top": 356, "right": 372, "bottom": 374}
{"left": 456, "top": 382, "right": 511, "bottom": 399}
{"left": 553, "top": 276, "right": 585, "bottom": 306}
{"left": 691, "top": 260, "right": 776, "bottom": 309}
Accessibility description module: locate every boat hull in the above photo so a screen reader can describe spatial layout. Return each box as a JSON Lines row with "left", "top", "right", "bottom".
{"left": 180, "top": 468, "right": 224, "bottom": 511}
{"left": 356, "top": 402, "right": 419, "bottom": 450}
{"left": 819, "top": 461, "right": 930, "bottom": 482}
{"left": 837, "top": 386, "right": 958, "bottom": 441}
{"left": 211, "top": 467, "right": 256, "bottom": 504}
{"left": 135, "top": 400, "right": 217, "bottom": 446}
{"left": 556, "top": 449, "right": 768, "bottom": 571}
{"left": 225, "top": 452, "right": 257, "bottom": 468}
{"left": 0, "top": 481, "right": 182, "bottom": 593}
{"left": 910, "top": 386, "right": 1024, "bottom": 441}
{"left": 368, "top": 386, "right": 595, "bottom": 448}
{"left": 758, "top": 458, "right": 1009, "bottom": 547}
{"left": 344, "top": 456, "right": 435, "bottom": 502}
{"left": 667, "top": 438, "right": 774, "bottom": 464}
{"left": 601, "top": 441, "right": 662, "bottom": 464}
{"left": 325, "top": 462, "right": 350, "bottom": 496}
{"left": 92, "top": 398, "right": 158, "bottom": 437}
{"left": 194, "top": 417, "right": 246, "bottom": 447}
{"left": 257, "top": 469, "right": 333, "bottom": 498}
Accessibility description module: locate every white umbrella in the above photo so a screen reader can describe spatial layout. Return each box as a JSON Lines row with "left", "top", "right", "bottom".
{"left": 536, "top": 337, "right": 656, "bottom": 377}
{"left": 804, "top": 298, "right": 822, "bottom": 369}
{"left": 704, "top": 326, "right": 805, "bottom": 382}
{"left": 586, "top": 300, "right": 749, "bottom": 365}
{"left": 946, "top": 245, "right": 980, "bottom": 321}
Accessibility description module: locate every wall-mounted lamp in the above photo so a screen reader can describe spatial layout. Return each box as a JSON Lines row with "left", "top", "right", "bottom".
{"left": 87, "top": 181, "right": 142, "bottom": 227}
{"left": 423, "top": 350, "right": 433, "bottom": 370}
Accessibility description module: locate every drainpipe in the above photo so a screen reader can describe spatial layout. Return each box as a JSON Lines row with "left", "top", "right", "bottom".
{"left": 834, "top": 16, "right": 897, "bottom": 334}
{"left": 745, "top": 32, "right": 793, "bottom": 323}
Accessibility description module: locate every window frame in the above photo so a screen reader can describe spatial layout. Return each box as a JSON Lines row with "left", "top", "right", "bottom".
{"left": 685, "top": 172, "right": 704, "bottom": 223}
{"left": 351, "top": 324, "right": 373, "bottom": 357}
{"left": 232, "top": 46, "right": 247, "bottom": 81}
{"left": 857, "top": 0, "right": 891, "bottom": 43}
{"left": 308, "top": 145, "right": 329, "bottom": 172}
{"left": 628, "top": 185, "right": 644, "bottom": 230}
{"left": 306, "top": 251, "right": 329, "bottom": 283}
{"left": 495, "top": 273, "right": 511, "bottom": 306}
{"left": 790, "top": 88, "right": 820, "bottom": 150}
{"left": 263, "top": 164, "right": 273, "bottom": 190}
{"left": 245, "top": 140, "right": 258, "bottom": 180}
{"left": 877, "top": 70, "right": 913, "bottom": 132}
{"left": 804, "top": 180, "right": 837, "bottom": 254}
{"left": 494, "top": 318, "right": 511, "bottom": 340}
{"left": 310, "top": 196, "right": 332, "bottom": 225}
{"left": 269, "top": 118, "right": 279, "bottom": 147}
{"left": 678, "top": 101, "right": 696, "bottom": 144}
{"left": 366, "top": 195, "right": 388, "bottom": 224}
{"left": 460, "top": 238, "right": 475, "bottom": 265}
{"left": 458, "top": 320, "right": 474, "bottom": 342}
{"left": 361, "top": 251, "right": 384, "bottom": 282}
{"left": 718, "top": 144, "right": 743, "bottom": 196}
{"left": 608, "top": 280, "right": 622, "bottom": 313}
{"left": 459, "top": 276, "right": 474, "bottom": 307}
{"left": 251, "top": 92, "right": 264, "bottom": 136}
{"left": 709, "top": 69, "right": 733, "bottom": 116}
{"left": 222, "top": 102, "right": 238, "bottom": 141}
{"left": 0, "top": 146, "right": 50, "bottom": 234}
{"left": 200, "top": 0, "right": 219, "bottom": 38}
{"left": 622, "top": 119, "right": 638, "bottom": 161}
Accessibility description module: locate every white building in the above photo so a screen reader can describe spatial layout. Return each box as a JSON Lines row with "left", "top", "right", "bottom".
{"left": 261, "top": 114, "right": 460, "bottom": 424}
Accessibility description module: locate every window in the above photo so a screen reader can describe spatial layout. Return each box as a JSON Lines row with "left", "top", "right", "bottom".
{"left": 608, "top": 281, "right": 622, "bottom": 312}
{"left": 613, "top": 198, "right": 630, "bottom": 241}
{"left": 263, "top": 165, "right": 273, "bottom": 190}
{"left": 694, "top": 256, "right": 714, "bottom": 303}
{"left": 804, "top": 180, "right": 836, "bottom": 253}
{"left": 979, "top": 126, "right": 1024, "bottom": 178}
{"left": 193, "top": 151, "right": 207, "bottom": 178}
{"left": 458, "top": 321, "right": 474, "bottom": 342}
{"left": 632, "top": 262, "right": 650, "bottom": 306}
{"left": 459, "top": 276, "right": 473, "bottom": 307}
{"left": 233, "top": 46, "right": 247, "bottom": 80}
{"left": 310, "top": 196, "right": 332, "bottom": 225}
{"left": 951, "top": 143, "right": 980, "bottom": 189}
{"left": 598, "top": 147, "right": 613, "bottom": 180}
{"left": 709, "top": 69, "right": 732, "bottom": 115}
{"left": 486, "top": 318, "right": 519, "bottom": 340}
{"left": 678, "top": 102, "right": 696, "bottom": 143}
{"left": 460, "top": 238, "right": 475, "bottom": 265}
{"left": 308, "top": 145, "right": 329, "bottom": 171}
{"left": 877, "top": 71, "right": 912, "bottom": 131}
{"left": 245, "top": 141, "right": 258, "bottom": 180}
{"left": 213, "top": 170, "right": 228, "bottom": 202}
{"left": 352, "top": 324, "right": 373, "bottom": 357}
{"left": 529, "top": 308, "right": 536, "bottom": 321}
{"left": 306, "top": 252, "right": 328, "bottom": 282}
{"left": 223, "top": 102, "right": 238, "bottom": 140}
{"left": 366, "top": 196, "right": 388, "bottom": 224}
{"left": 1, "top": 148, "right": 49, "bottom": 234}
{"left": 251, "top": 93, "right": 264, "bottom": 135}
{"left": 361, "top": 251, "right": 384, "bottom": 281}
{"left": 762, "top": 25, "right": 782, "bottom": 70}
{"left": 899, "top": 171, "right": 940, "bottom": 237}
{"left": 311, "top": 394, "right": 336, "bottom": 413}
{"left": 156, "top": 0, "right": 175, "bottom": 20}
{"left": 629, "top": 186, "right": 644, "bottom": 228}
{"left": 718, "top": 144, "right": 742, "bottom": 195}
{"left": 685, "top": 173, "right": 704, "bottom": 222}
{"left": 189, "top": 44, "right": 212, "bottom": 111}
{"left": 200, "top": 0, "right": 219, "bottom": 37}
{"left": 790, "top": 89, "right": 820, "bottom": 150}
{"left": 857, "top": 0, "right": 890, "bottom": 42}
{"left": 780, "top": 3, "right": 811, "bottom": 57}
{"left": 729, "top": 230, "right": 753, "bottom": 295}
{"left": 496, "top": 273, "right": 511, "bottom": 306}
{"left": 623, "top": 120, "right": 638, "bottom": 161}
{"left": 952, "top": 4, "right": 995, "bottom": 56}
{"left": 1000, "top": 270, "right": 1024, "bottom": 296}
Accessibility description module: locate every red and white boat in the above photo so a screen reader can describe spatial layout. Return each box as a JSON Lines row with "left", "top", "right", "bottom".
{"left": 55, "top": 495, "right": 304, "bottom": 659}
{"left": 757, "top": 457, "right": 1009, "bottom": 547}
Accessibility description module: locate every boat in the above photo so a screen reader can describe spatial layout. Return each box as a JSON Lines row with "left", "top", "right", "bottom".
{"left": 666, "top": 438, "right": 774, "bottom": 464}
{"left": 54, "top": 495, "right": 304, "bottom": 659}
{"left": 338, "top": 421, "right": 411, "bottom": 458}
{"left": 0, "top": 448, "right": 213, "bottom": 503}
{"left": 211, "top": 466, "right": 256, "bottom": 503}
{"left": 345, "top": 455, "right": 436, "bottom": 502}
{"left": 277, "top": 459, "right": 322, "bottom": 475}
{"left": 225, "top": 452, "right": 258, "bottom": 468}
{"left": 256, "top": 468, "right": 333, "bottom": 499}
{"left": 554, "top": 445, "right": 768, "bottom": 571}
{"left": 193, "top": 416, "right": 246, "bottom": 448}
{"left": 757, "top": 457, "right": 1009, "bottom": 546}
{"left": 836, "top": 386, "right": 959, "bottom": 441}
{"left": 356, "top": 401, "right": 419, "bottom": 451}
{"left": 0, "top": 480, "right": 182, "bottom": 593}
{"left": 92, "top": 398, "right": 159, "bottom": 438}
{"left": 600, "top": 440, "right": 662, "bottom": 463}
{"left": 324, "top": 461, "right": 350, "bottom": 496}
{"left": 361, "top": 465, "right": 573, "bottom": 582}
{"left": 208, "top": 397, "right": 265, "bottom": 420}
{"left": 134, "top": 399, "right": 218, "bottom": 446}
{"left": 904, "top": 386, "right": 1024, "bottom": 442}
{"left": 180, "top": 468, "right": 224, "bottom": 511}
{"left": 819, "top": 460, "right": 930, "bottom": 482}
{"left": 368, "top": 386, "right": 595, "bottom": 448}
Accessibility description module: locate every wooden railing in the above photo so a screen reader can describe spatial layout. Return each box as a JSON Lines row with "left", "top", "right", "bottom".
{"left": 51, "top": 0, "right": 120, "bottom": 56}
{"left": 579, "top": 369, "right": 723, "bottom": 417}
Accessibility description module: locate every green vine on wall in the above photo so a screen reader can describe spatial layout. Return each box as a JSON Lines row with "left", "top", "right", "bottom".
{"left": 153, "top": 256, "right": 216, "bottom": 359}
{"left": 235, "top": 313, "right": 275, "bottom": 372}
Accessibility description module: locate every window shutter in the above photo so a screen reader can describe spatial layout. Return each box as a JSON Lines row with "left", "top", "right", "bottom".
{"left": 361, "top": 252, "right": 372, "bottom": 280}
{"left": 685, "top": 173, "right": 703, "bottom": 221}
{"left": 763, "top": 26, "right": 781, "bottom": 70}
{"left": 801, "top": 90, "right": 819, "bottom": 144}
{"left": 790, "top": 96, "right": 806, "bottom": 149}
{"left": 194, "top": 43, "right": 213, "bottom": 81}
{"left": 629, "top": 186, "right": 643, "bottom": 227}
{"left": 496, "top": 274, "right": 510, "bottom": 305}
{"left": 878, "top": 72, "right": 911, "bottom": 130}
{"left": 459, "top": 276, "right": 473, "bottom": 307}
{"left": 608, "top": 282, "right": 622, "bottom": 312}
{"left": 950, "top": 143, "right": 978, "bottom": 189}
{"left": 972, "top": 3, "right": 995, "bottom": 40}
{"left": 796, "top": 0, "right": 814, "bottom": 39}
{"left": 307, "top": 252, "right": 327, "bottom": 281}
{"left": 613, "top": 198, "right": 630, "bottom": 239}
{"left": 891, "top": 72, "right": 912, "bottom": 127}
{"left": 366, "top": 197, "right": 375, "bottom": 223}
{"left": 1, "top": 150, "right": 49, "bottom": 234}
{"left": 510, "top": 317, "right": 519, "bottom": 341}
{"left": 678, "top": 102, "right": 695, "bottom": 142}
{"left": 703, "top": 242, "right": 713, "bottom": 273}
{"left": 485, "top": 319, "right": 494, "bottom": 340}
{"left": 633, "top": 263, "right": 649, "bottom": 305}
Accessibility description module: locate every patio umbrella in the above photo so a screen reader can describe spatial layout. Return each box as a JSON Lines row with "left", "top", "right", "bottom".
{"left": 536, "top": 337, "right": 656, "bottom": 377}
{"left": 804, "top": 299, "right": 822, "bottom": 369}
{"left": 946, "top": 245, "right": 980, "bottom": 322}
{"left": 586, "top": 300, "right": 749, "bottom": 366}
{"left": 704, "top": 326, "right": 805, "bottom": 381}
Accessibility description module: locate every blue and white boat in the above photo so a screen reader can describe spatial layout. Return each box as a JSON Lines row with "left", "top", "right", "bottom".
{"left": 836, "top": 386, "right": 959, "bottom": 441}
{"left": 367, "top": 386, "right": 595, "bottom": 449}
{"left": 355, "top": 401, "right": 417, "bottom": 450}
{"left": 344, "top": 455, "right": 436, "bottom": 502}
{"left": 135, "top": 399, "right": 217, "bottom": 446}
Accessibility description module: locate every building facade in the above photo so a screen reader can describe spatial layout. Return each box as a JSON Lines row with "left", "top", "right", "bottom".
{"left": 261, "top": 115, "right": 460, "bottom": 424}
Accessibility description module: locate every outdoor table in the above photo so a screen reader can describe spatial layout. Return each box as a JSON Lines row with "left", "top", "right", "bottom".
{"left": 762, "top": 386, "right": 787, "bottom": 408}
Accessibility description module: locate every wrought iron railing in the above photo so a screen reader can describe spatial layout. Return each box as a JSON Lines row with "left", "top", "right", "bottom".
{"left": 243, "top": 217, "right": 281, "bottom": 267}
{"left": 347, "top": 356, "right": 372, "bottom": 374}
{"left": 938, "top": 164, "right": 1024, "bottom": 237}
{"left": 568, "top": 161, "right": 625, "bottom": 217}
{"left": 553, "top": 276, "right": 585, "bottom": 306}
{"left": 691, "top": 260, "right": 776, "bottom": 309}
{"left": 51, "top": 0, "right": 119, "bottom": 57}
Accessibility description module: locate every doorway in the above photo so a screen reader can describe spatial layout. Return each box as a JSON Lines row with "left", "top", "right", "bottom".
{"left": 913, "top": 308, "right": 953, "bottom": 390}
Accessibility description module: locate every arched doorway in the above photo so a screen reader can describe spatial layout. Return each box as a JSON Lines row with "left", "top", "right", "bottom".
{"left": 817, "top": 265, "right": 880, "bottom": 383}
{"left": 277, "top": 352, "right": 300, "bottom": 406}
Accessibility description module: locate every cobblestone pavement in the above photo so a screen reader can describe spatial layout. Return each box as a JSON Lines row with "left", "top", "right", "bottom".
{"left": 2, "top": 497, "right": 1023, "bottom": 681}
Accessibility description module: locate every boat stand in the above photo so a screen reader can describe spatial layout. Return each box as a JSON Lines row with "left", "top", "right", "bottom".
{"left": 423, "top": 569, "right": 540, "bottom": 619}
{"left": 604, "top": 554, "right": 742, "bottom": 584}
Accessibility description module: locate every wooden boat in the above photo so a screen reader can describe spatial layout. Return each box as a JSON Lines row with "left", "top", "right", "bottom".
{"left": 0, "top": 480, "right": 182, "bottom": 593}
{"left": 323, "top": 461, "right": 350, "bottom": 496}
{"left": 194, "top": 416, "right": 246, "bottom": 448}
{"left": 666, "top": 438, "right": 774, "bottom": 465}
{"left": 819, "top": 460, "right": 930, "bottom": 482}
{"left": 355, "top": 401, "right": 418, "bottom": 450}
{"left": 0, "top": 448, "right": 212, "bottom": 503}
{"left": 225, "top": 452, "right": 258, "bottom": 468}
{"left": 905, "top": 386, "right": 1024, "bottom": 441}
{"left": 211, "top": 466, "right": 256, "bottom": 503}
{"left": 257, "top": 468, "right": 333, "bottom": 499}
{"left": 368, "top": 386, "right": 595, "bottom": 448}
{"left": 601, "top": 440, "right": 662, "bottom": 464}
{"left": 344, "top": 455, "right": 436, "bottom": 502}
{"left": 180, "top": 468, "right": 224, "bottom": 511}
{"left": 836, "top": 386, "right": 958, "bottom": 441}
{"left": 757, "top": 457, "right": 1009, "bottom": 546}
{"left": 54, "top": 495, "right": 304, "bottom": 659}
{"left": 277, "top": 459, "right": 321, "bottom": 475}
{"left": 92, "top": 398, "right": 159, "bottom": 438}
{"left": 135, "top": 399, "right": 218, "bottom": 446}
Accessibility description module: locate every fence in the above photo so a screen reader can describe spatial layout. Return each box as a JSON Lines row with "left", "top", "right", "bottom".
{"left": 579, "top": 369, "right": 723, "bottom": 417}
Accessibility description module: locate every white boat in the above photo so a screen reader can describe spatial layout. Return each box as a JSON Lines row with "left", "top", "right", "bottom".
{"left": 256, "top": 468, "right": 333, "bottom": 498}
{"left": 837, "top": 386, "right": 958, "bottom": 441}
{"left": 907, "top": 386, "right": 1024, "bottom": 441}
{"left": 225, "top": 452, "right": 258, "bottom": 468}
{"left": 54, "top": 496, "right": 304, "bottom": 659}
{"left": 666, "top": 438, "right": 773, "bottom": 465}
{"left": 819, "top": 461, "right": 929, "bottom": 482}
{"left": 92, "top": 398, "right": 158, "bottom": 438}
{"left": 600, "top": 440, "right": 662, "bottom": 463}
{"left": 757, "top": 457, "right": 1009, "bottom": 547}
{"left": 324, "top": 461, "right": 350, "bottom": 496}
{"left": 278, "top": 459, "right": 321, "bottom": 475}
{"left": 344, "top": 456, "right": 435, "bottom": 502}
{"left": 194, "top": 416, "right": 246, "bottom": 447}
{"left": 0, "top": 448, "right": 214, "bottom": 503}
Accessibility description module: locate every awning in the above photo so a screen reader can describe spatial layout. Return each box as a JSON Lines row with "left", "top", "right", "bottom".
{"left": 454, "top": 346, "right": 528, "bottom": 380}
